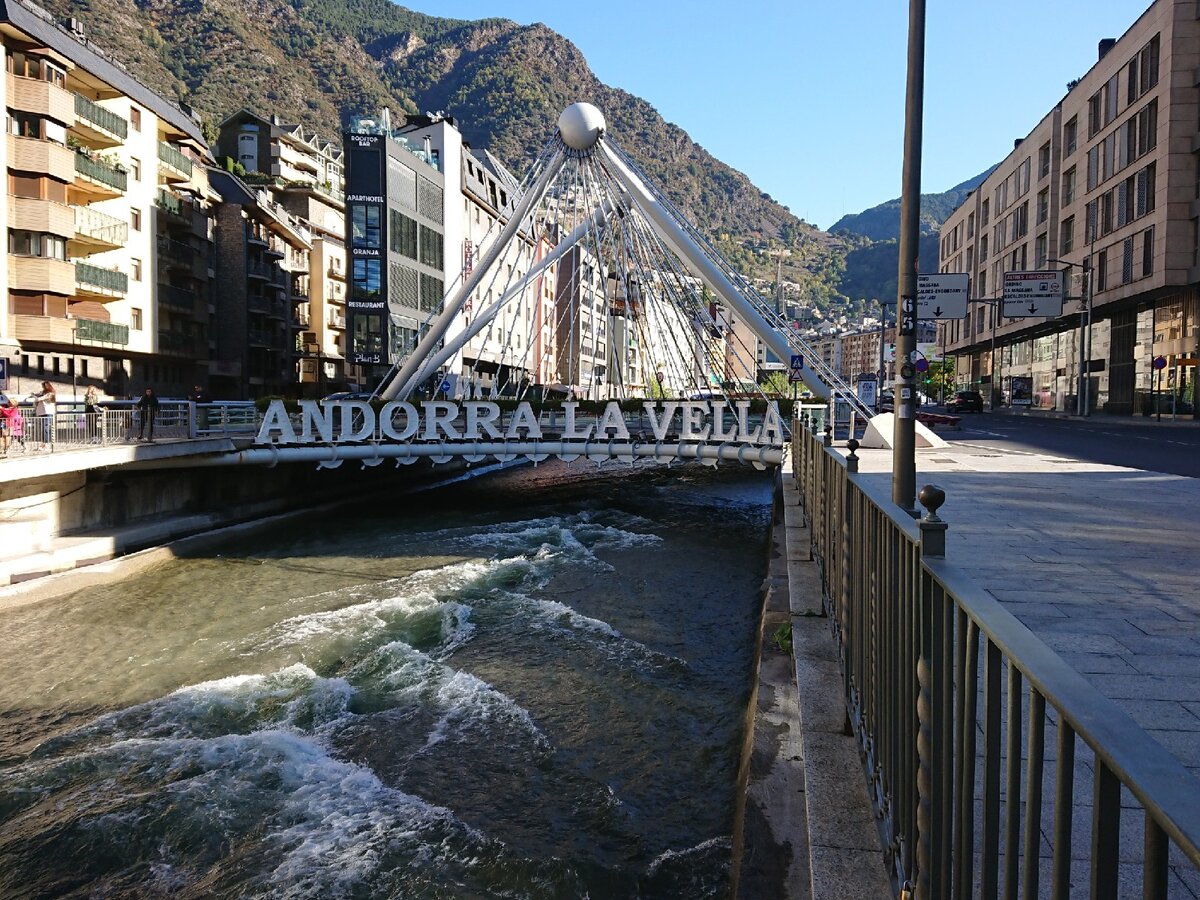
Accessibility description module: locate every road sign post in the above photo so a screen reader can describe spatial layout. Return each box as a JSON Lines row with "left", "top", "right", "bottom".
{"left": 917, "top": 273, "right": 969, "bottom": 319}
{"left": 1153, "top": 355, "right": 1167, "bottom": 422}
{"left": 788, "top": 354, "right": 804, "bottom": 384}
{"left": 1002, "top": 271, "right": 1064, "bottom": 318}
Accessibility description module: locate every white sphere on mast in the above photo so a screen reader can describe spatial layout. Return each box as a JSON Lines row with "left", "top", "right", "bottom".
{"left": 557, "top": 103, "right": 606, "bottom": 152}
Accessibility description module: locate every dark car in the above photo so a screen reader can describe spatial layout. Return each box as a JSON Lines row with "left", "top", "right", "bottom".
{"left": 946, "top": 390, "right": 984, "bottom": 413}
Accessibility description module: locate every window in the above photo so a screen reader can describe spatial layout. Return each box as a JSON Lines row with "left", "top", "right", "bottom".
{"left": 1138, "top": 35, "right": 1160, "bottom": 97}
{"left": 1036, "top": 188, "right": 1049, "bottom": 225}
{"left": 1085, "top": 201, "right": 1098, "bottom": 243}
{"left": 131, "top": 157, "right": 141, "bottom": 181}
{"left": 352, "top": 258, "right": 382, "bottom": 301}
{"left": 1088, "top": 91, "right": 1102, "bottom": 138}
{"left": 981, "top": 198, "right": 990, "bottom": 226}
{"left": 1038, "top": 142, "right": 1051, "bottom": 179}
{"left": 1035, "top": 233, "right": 1048, "bottom": 268}
{"left": 1100, "top": 191, "right": 1114, "bottom": 236}
{"left": 1136, "top": 161, "right": 1156, "bottom": 217}
{"left": 130, "top": 208, "right": 141, "bottom": 232}
{"left": 130, "top": 108, "right": 141, "bottom": 131}
{"left": 1061, "top": 216, "right": 1075, "bottom": 254}
{"left": 418, "top": 225, "right": 443, "bottom": 269}
{"left": 980, "top": 234, "right": 988, "bottom": 262}
{"left": 1142, "top": 226, "right": 1154, "bottom": 277}
{"left": 967, "top": 212, "right": 975, "bottom": 238}
{"left": 8, "top": 230, "right": 66, "bottom": 260}
{"left": 390, "top": 209, "right": 417, "bottom": 259}
{"left": 1137, "top": 100, "right": 1157, "bottom": 156}
{"left": 132, "top": 258, "right": 142, "bottom": 282}
{"left": 978, "top": 270, "right": 986, "bottom": 296}
{"left": 350, "top": 205, "right": 381, "bottom": 250}
{"left": 1064, "top": 116, "right": 1078, "bottom": 155}
{"left": 131, "top": 308, "right": 143, "bottom": 330}
{"left": 1087, "top": 146, "right": 1099, "bottom": 191}
{"left": 1104, "top": 74, "right": 1118, "bottom": 126}
{"left": 1096, "top": 249, "right": 1108, "bottom": 292}
{"left": 1062, "top": 167, "right": 1077, "bottom": 206}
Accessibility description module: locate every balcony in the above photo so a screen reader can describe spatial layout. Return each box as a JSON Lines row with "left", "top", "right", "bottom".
{"left": 158, "top": 330, "right": 201, "bottom": 356}
{"left": 157, "top": 141, "right": 193, "bottom": 183}
{"left": 158, "top": 282, "right": 195, "bottom": 312}
{"left": 155, "top": 189, "right": 185, "bottom": 220}
{"left": 8, "top": 134, "right": 75, "bottom": 182}
{"left": 75, "top": 261, "right": 128, "bottom": 298}
{"left": 72, "top": 93, "right": 128, "bottom": 148}
{"left": 9, "top": 313, "right": 75, "bottom": 344}
{"left": 9, "top": 256, "right": 75, "bottom": 295}
{"left": 327, "top": 264, "right": 346, "bottom": 281}
{"left": 328, "top": 309, "right": 347, "bottom": 329}
{"left": 248, "top": 327, "right": 278, "bottom": 347}
{"left": 75, "top": 316, "right": 130, "bottom": 346}
{"left": 9, "top": 196, "right": 73, "bottom": 237}
{"left": 247, "top": 260, "right": 276, "bottom": 281}
{"left": 294, "top": 306, "right": 311, "bottom": 327}
{"left": 157, "top": 235, "right": 195, "bottom": 270}
{"left": 6, "top": 74, "right": 73, "bottom": 125}
{"left": 73, "top": 152, "right": 127, "bottom": 198}
{"left": 72, "top": 206, "right": 128, "bottom": 254}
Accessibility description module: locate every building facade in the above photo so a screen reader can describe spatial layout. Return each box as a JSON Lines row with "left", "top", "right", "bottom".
{"left": 938, "top": 0, "right": 1199, "bottom": 415}
{"left": 1, "top": 0, "right": 215, "bottom": 401}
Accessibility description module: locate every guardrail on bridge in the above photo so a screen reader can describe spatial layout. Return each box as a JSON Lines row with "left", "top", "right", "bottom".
{"left": 791, "top": 415, "right": 1200, "bottom": 899}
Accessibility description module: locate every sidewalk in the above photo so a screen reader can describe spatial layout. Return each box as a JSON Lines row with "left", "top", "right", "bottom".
{"left": 847, "top": 441, "right": 1200, "bottom": 782}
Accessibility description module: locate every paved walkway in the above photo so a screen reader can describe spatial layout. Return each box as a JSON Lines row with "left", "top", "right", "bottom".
{"left": 850, "top": 442, "right": 1200, "bottom": 782}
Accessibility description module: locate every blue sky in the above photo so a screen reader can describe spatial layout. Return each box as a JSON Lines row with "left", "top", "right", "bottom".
{"left": 415, "top": 0, "right": 1148, "bottom": 231}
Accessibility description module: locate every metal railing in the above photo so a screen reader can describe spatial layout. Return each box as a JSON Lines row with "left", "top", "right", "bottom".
{"left": 73, "top": 93, "right": 128, "bottom": 139}
{"left": 75, "top": 317, "right": 129, "bottom": 346}
{"left": 0, "top": 402, "right": 258, "bottom": 455}
{"left": 157, "top": 141, "right": 193, "bottom": 177}
{"left": 792, "top": 417, "right": 1200, "bottom": 899}
{"left": 75, "top": 261, "right": 128, "bottom": 293}
{"left": 155, "top": 190, "right": 183, "bottom": 217}
{"left": 73, "top": 152, "right": 127, "bottom": 191}
{"left": 157, "top": 282, "right": 195, "bottom": 311}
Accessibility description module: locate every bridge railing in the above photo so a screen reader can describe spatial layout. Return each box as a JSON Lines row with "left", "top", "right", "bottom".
{"left": 1, "top": 401, "right": 258, "bottom": 455}
{"left": 792, "top": 415, "right": 1200, "bottom": 899}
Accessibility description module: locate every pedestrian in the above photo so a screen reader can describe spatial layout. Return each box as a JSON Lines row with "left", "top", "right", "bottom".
{"left": 2, "top": 397, "right": 25, "bottom": 453}
{"left": 136, "top": 387, "right": 159, "bottom": 442}
{"left": 83, "top": 385, "right": 103, "bottom": 443}
{"left": 187, "top": 384, "right": 210, "bottom": 433}
{"left": 30, "top": 381, "right": 55, "bottom": 448}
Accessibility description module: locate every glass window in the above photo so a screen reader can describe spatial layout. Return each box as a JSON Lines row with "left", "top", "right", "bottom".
{"left": 1064, "top": 116, "right": 1078, "bottom": 155}
{"left": 130, "top": 108, "right": 141, "bottom": 132}
{"left": 131, "top": 308, "right": 143, "bottom": 330}
{"left": 131, "top": 208, "right": 141, "bottom": 232}
{"left": 350, "top": 205, "right": 381, "bottom": 250}
{"left": 352, "top": 258, "right": 381, "bottom": 301}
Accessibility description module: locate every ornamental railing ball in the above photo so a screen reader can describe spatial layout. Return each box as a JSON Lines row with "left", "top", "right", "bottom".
{"left": 918, "top": 484, "right": 946, "bottom": 521}
{"left": 846, "top": 438, "right": 859, "bottom": 459}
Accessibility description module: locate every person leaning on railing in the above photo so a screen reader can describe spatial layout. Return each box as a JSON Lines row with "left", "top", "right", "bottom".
{"left": 136, "top": 387, "right": 159, "bottom": 442}
{"left": 29, "top": 381, "right": 55, "bottom": 449}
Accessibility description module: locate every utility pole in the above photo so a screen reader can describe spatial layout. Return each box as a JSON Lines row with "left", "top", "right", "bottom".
{"left": 893, "top": 0, "right": 925, "bottom": 513}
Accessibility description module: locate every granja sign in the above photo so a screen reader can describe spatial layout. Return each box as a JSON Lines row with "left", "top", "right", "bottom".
{"left": 255, "top": 399, "right": 787, "bottom": 446}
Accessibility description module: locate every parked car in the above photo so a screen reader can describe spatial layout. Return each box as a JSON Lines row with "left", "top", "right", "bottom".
{"left": 946, "top": 390, "right": 984, "bottom": 413}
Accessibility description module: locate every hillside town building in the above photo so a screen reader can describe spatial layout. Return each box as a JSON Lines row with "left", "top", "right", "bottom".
{"left": 937, "top": 0, "right": 1200, "bottom": 416}
{"left": 0, "top": 0, "right": 215, "bottom": 400}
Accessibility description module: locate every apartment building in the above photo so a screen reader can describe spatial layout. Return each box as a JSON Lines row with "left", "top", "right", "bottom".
{"left": 1, "top": 0, "right": 214, "bottom": 400}
{"left": 208, "top": 169, "right": 311, "bottom": 397}
{"left": 938, "top": 0, "right": 1199, "bottom": 415}
{"left": 456, "top": 146, "right": 558, "bottom": 396}
{"left": 342, "top": 113, "right": 449, "bottom": 388}
{"left": 216, "top": 111, "right": 348, "bottom": 394}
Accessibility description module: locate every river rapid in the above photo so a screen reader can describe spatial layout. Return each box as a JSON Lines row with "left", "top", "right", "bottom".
{"left": 0, "top": 462, "right": 774, "bottom": 898}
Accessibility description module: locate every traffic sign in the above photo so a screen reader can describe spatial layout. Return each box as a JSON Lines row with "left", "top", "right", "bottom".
{"left": 0, "top": 358, "right": 7, "bottom": 393}
{"left": 1002, "top": 271, "right": 1064, "bottom": 318}
{"left": 1152, "top": 355, "right": 1167, "bottom": 370}
{"left": 788, "top": 354, "right": 804, "bottom": 383}
{"left": 439, "top": 379, "right": 452, "bottom": 394}
{"left": 917, "top": 273, "right": 969, "bottom": 319}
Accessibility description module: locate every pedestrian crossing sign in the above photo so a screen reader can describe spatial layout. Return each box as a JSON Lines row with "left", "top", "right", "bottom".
{"left": 789, "top": 354, "right": 804, "bottom": 383}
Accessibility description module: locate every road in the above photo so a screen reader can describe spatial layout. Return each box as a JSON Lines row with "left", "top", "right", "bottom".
{"left": 939, "top": 411, "right": 1200, "bottom": 478}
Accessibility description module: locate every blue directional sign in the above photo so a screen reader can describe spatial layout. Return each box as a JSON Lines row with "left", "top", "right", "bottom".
{"left": 439, "top": 379, "right": 452, "bottom": 394}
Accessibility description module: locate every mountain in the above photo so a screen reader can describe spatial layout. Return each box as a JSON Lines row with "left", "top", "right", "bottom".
{"left": 42, "top": 0, "right": 854, "bottom": 297}
{"left": 829, "top": 168, "right": 994, "bottom": 242}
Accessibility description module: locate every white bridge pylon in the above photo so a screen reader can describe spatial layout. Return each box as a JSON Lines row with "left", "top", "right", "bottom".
{"left": 379, "top": 102, "right": 852, "bottom": 408}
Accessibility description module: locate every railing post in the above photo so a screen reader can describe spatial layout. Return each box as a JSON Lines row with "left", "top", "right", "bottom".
{"left": 915, "top": 484, "right": 947, "bottom": 900}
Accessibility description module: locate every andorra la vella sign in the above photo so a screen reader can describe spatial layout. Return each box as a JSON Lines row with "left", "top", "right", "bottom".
{"left": 254, "top": 399, "right": 789, "bottom": 447}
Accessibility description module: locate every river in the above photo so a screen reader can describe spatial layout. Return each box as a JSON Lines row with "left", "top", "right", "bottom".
{"left": 0, "top": 461, "right": 774, "bottom": 898}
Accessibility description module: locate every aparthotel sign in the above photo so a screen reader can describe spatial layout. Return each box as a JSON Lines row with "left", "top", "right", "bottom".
{"left": 255, "top": 399, "right": 787, "bottom": 446}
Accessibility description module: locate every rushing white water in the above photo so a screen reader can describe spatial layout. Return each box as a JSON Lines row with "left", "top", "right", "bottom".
{"left": 0, "top": 464, "right": 772, "bottom": 897}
